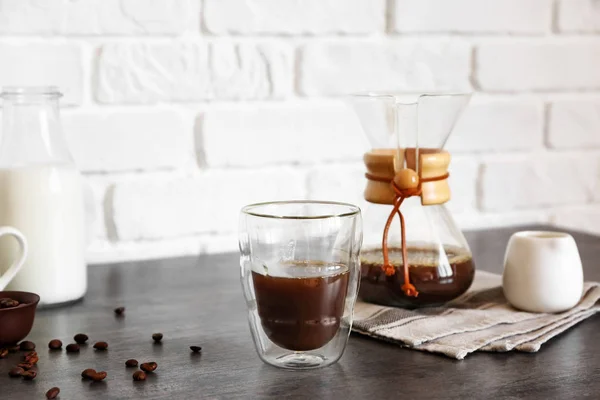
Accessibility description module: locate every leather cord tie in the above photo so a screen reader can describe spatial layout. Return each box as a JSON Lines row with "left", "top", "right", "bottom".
{"left": 365, "top": 170, "right": 450, "bottom": 297}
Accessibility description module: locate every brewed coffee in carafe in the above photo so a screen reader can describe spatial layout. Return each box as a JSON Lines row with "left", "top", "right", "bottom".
{"left": 349, "top": 93, "right": 474, "bottom": 308}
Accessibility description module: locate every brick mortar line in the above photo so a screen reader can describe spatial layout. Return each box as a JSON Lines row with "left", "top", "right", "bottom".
{"left": 0, "top": 34, "right": 599, "bottom": 45}
{"left": 82, "top": 164, "right": 317, "bottom": 178}
{"left": 59, "top": 92, "right": 600, "bottom": 112}
{"left": 80, "top": 92, "right": 600, "bottom": 109}
{"left": 75, "top": 149, "right": 600, "bottom": 175}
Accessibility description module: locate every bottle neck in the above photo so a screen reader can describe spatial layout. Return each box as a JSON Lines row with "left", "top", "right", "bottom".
{"left": 0, "top": 95, "right": 73, "bottom": 168}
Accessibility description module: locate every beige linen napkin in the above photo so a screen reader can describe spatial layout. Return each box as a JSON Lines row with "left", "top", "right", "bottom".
{"left": 352, "top": 270, "right": 600, "bottom": 360}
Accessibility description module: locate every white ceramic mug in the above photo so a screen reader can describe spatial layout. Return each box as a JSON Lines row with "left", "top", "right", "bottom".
{"left": 0, "top": 226, "right": 27, "bottom": 291}
{"left": 503, "top": 231, "right": 583, "bottom": 313}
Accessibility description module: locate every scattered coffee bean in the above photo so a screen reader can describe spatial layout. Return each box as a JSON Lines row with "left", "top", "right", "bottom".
{"left": 0, "top": 348, "right": 8, "bottom": 358}
{"left": 190, "top": 346, "right": 202, "bottom": 353}
{"left": 48, "top": 339, "right": 62, "bottom": 350}
{"left": 133, "top": 371, "right": 147, "bottom": 381}
{"left": 8, "top": 367, "right": 24, "bottom": 377}
{"left": 81, "top": 368, "right": 96, "bottom": 379}
{"left": 66, "top": 343, "right": 80, "bottom": 353}
{"left": 8, "top": 345, "right": 19, "bottom": 353}
{"left": 26, "top": 355, "right": 39, "bottom": 365}
{"left": 74, "top": 333, "right": 88, "bottom": 344}
{"left": 17, "top": 362, "right": 34, "bottom": 370}
{"left": 19, "top": 341, "right": 35, "bottom": 351}
{"left": 24, "top": 351, "right": 38, "bottom": 364}
{"left": 90, "top": 371, "right": 107, "bottom": 382}
{"left": 22, "top": 370, "right": 37, "bottom": 380}
{"left": 93, "top": 341, "right": 108, "bottom": 351}
{"left": 152, "top": 333, "right": 163, "bottom": 343}
{"left": 140, "top": 362, "right": 157, "bottom": 373}
{"left": 0, "top": 297, "right": 19, "bottom": 309}
{"left": 46, "top": 387, "right": 60, "bottom": 399}
{"left": 114, "top": 306, "right": 125, "bottom": 316}
{"left": 125, "top": 359, "right": 138, "bottom": 368}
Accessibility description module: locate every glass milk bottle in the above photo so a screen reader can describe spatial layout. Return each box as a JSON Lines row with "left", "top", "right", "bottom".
{"left": 0, "top": 87, "right": 86, "bottom": 306}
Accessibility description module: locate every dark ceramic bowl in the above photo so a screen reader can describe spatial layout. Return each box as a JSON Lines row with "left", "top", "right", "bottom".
{"left": 0, "top": 291, "right": 40, "bottom": 346}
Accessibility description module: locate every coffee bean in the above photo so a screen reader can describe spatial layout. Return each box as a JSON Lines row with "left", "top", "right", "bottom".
{"left": 22, "top": 370, "right": 37, "bottom": 380}
{"left": 0, "top": 297, "right": 19, "bottom": 308}
{"left": 8, "top": 367, "right": 24, "bottom": 377}
{"left": 90, "top": 371, "right": 107, "bottom": 382}
{"left": 152, "top": 333, "right": 163, "bottom": 343}
{"left": 133, "top": 371, "right": 147, "bottom": 381}
{"left": 140, "top": 362, "right": 157, "bottom": 373}
{"left": 125, "top": 359, "right": 138, "bottom": 367}
{"left": 190, "top": 346, "right": 202, "bottom": 353}
{"left": 93, "top": 341, "right": 108, "bottom": 351}
{"left": 74, "top": 333, "right": 88, "bottom": 344}
{"left": 66, "top": 343, "right": 80, "bottom": 353}
{"left": 24, "top": 351, "right": 38, "bottom": 364}
{"left": 114, "top": 306, "right": 125, "bottom": 315}
{"left": 17, "top": 362, "right": 34, "bottom": 370}
{"left": 48, "top": 339, "right": 62, "bottom": 350}
{"left": 0, "top": 348, "right": 8, "bottom": 358}
{"left": 81, "top": 369, "right": 107, "bottom": 382}
{"left": 8, "top": 345, "right": 19, "bottom": 353}
{"left": 19, "top": 341, "right": 35, "bottom": 351}
{"left": 81, "top": 368, "right": 96, "bottom": 379}
{"left": 46, "top": 387, "right": 60, "bottom": 399}
{"left": 25, "top": 355, "right": 39, "bottom": 364}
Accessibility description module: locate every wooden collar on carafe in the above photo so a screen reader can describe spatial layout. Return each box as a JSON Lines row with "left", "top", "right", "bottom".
{"left": 363, "top": 148, "right": 451, "bottom": 298}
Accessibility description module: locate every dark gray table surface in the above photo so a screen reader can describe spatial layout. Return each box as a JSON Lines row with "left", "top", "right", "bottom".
{"left": 2, "top": 225, "right": 600, "bottom": 400}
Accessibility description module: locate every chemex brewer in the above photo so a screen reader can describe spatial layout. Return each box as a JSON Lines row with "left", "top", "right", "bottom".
{"left": 349, "top": 93, "right": 475, "bottom": 308}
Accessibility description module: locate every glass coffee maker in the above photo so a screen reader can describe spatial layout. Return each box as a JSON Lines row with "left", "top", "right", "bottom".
{"left": 349, "top": 93, "right": 474, "bottom": 308}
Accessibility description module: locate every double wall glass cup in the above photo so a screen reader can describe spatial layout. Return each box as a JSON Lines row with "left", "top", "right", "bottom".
{"left": 239, "top": 201, "right": 362, "bottom": 369}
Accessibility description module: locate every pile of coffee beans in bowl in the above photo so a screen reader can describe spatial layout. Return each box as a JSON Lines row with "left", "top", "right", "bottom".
{"left": 0, "top": 298, "right": 20, "bottom": 309}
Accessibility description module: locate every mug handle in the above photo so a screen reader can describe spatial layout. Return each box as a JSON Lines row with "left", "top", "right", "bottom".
{"left": 0, "top": 226, "right": 27, "bottom": 291}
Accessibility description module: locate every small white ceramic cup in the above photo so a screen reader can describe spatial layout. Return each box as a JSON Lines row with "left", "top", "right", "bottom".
{"left": 503, "top": 231, "right": 584, "bottom": 313}
{"left": 0, "top": 226, "right": 28, "bottom": 291}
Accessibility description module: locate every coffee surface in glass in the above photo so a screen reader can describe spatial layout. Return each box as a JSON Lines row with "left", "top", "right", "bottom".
{"left": 252, "top": 261, "right": 349, "bottom": 351}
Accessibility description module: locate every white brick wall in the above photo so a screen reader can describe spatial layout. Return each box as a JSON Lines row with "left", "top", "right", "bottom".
{"left": 204, "top": 0, "right": 385, "bottom": 35}
{"left": 300, "top": 40, "right": 471, "bottom": 95}
{"left": 0, "top": 0, "right": 198, "bottom": 35}
{"left": 558, "top": 0, "right": 600, "bottom": 33}
{"left": 392, "top": 0, "right": 553, "bottom": 34}
{"left": 548, "top": 100, "right": 600, "bottom": 148}
{"left": 64, "top": 110, "right": 193, "bottom": 172}
{"left": 202, "top": 103, "right": 366, "bottom": 167}
{"left": 550, "top": 206, "right": 600, "bottom": 236}
{"left": 0, "top": 43, "right": 82, "bottom": 105}
{"left": 480, "top": 154, "right": 598, "bottom": 211}
{"left": 0, "top": 0, "right": 598, "bottom": 263}
{"left": 476, "top": 41, "right": 600, "bottom": 91}
{"left": 447, "top": 97, "right": 544, "bottom": 152}
{"left": 110, "top": 168, "right": 306, "bottom": 240}
{"left": 96, "top": 42, "right": 293, "bottom": 103}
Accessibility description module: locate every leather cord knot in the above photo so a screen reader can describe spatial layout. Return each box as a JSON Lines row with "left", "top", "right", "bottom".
{"left": 371, "top": 169, "right": 450, "bottom": 298}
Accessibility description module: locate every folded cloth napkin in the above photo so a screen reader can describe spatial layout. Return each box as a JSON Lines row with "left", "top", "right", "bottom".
{"left": 352, "top": 270, "right": 600, "bottom": 360}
